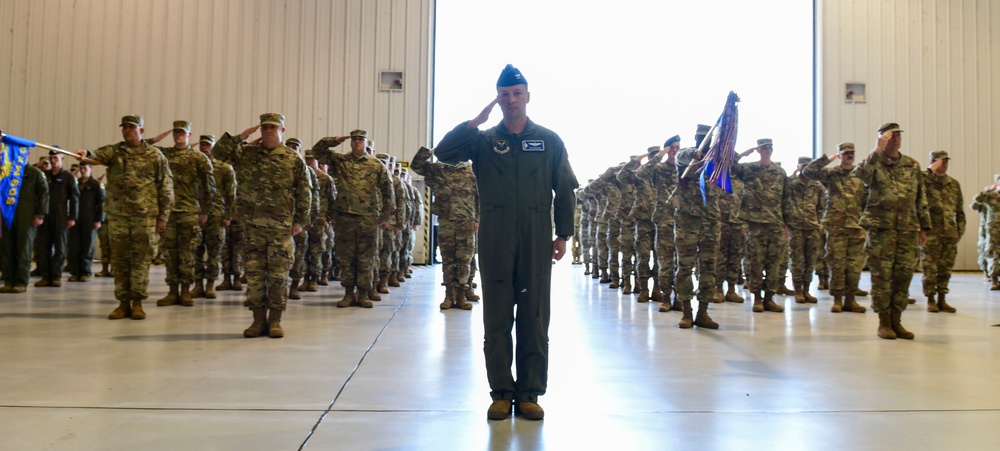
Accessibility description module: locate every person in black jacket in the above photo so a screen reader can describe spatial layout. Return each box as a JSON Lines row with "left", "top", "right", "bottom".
{"left": 1, "top": 162, "right": 49, "bottom": 293}
{"left": 67, "top": 162, "right": 105, "bottom": 282}
{"left": 35, "top": 151, "right": 79, "bottom": 287}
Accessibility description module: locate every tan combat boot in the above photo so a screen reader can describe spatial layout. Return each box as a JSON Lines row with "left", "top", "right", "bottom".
{"left": 763, "top": 292, "right": 785, "bottom": 313}
{"left": 991, "top": 276, "right": 1000, "bottom": 290}
{"left": 306, "top": 277, "right": 319, "bottom": 292}
{"left": 621, "top": 276, "right": 632, "bottom": 295}
{"left": 752, "top": 291, "right": 764, "bottom": 313}
{"left": 831, "top": 294, "right": 843, "bottom": 313}
{"left": 180, "top": 284, "right": 194, "bottom": 306}
{"left": 817, "top": 276, "right": 829, "bottom": 290}
{"left": 217, "top": 275, "right": 233, "bottom": 291}
{"left": 677, "top": 301, "right": 693, "bottom": 328}
{"left": 594, "top": 267, "right": 603, "bottom": 280}
{"left": 440, "top": 286, "right": 455, "bottom": 310}
{"left": 609, "top": 272, "right": 620, "bottom": 289}
{"left": 636, "top": 279, "right": 650, "bottom": 303}
{"left": 584, "top": 262, "right": 591, "bottom": 275}
{"left": 289, "top": 279, "right": 302, "bottom": 300}
{"left": 725, "top": 281, "right": 744, "bottom": 303}
{"left": 157, "top": 284, "right": 180, "bottom": 306}
{"left": 793, "top": 282, "right": 806, "bottom": 304}
{"left": 359, "top": 288, "right": 376, "bottom": 307}
{"left": 377, "top": 274, "right": 390, "bottom": 294}
{"left": 205, "top": 279, "right": 217, "bottom": 299}
{"left": 937, "top": 293, "right": 956, "bottom": 313}
{"left": 298, "top": 277, "right": 310, "bottom": 292}
{"left": 877, "top": 311, "right": 896, "bottom": 339}
{"left": 108, "top": 300, "right": 132, "bottom": 320}
{"left": 855, "top": 288, "right": 869, "bottom": 296}
{"left": 318, "top": 274, "right": 329, "bottom": 286}
{"left": 190, "top": 279, "right": 205, "bottom": 298}
{"left": 776, "top": 279, "right": 795, "bottom": 296}
{"left": 337, "top": 287, "right": 357, "bottom": 308}
{"left": 802, "top": 283, "right": 818, "bottom": 303}
{"left": 843, "top": 292, "right": 867, "bottom": 313}
{"left": 268, "top": 309, "right": 284, "bottom": 338}
{"left": 97, "top": 261, "right": 112, "bottom": 277}
{"left": 890, "top": 309, "right": 914, "bottom": 340}
{"left": 926, "top": 295, "right": 939, "bottom": 313}
{"left": 464, "top": 285, "right": 481, "bottom": 302}
{"left": 694, "top": 301, "right": 719, "bottom": 329}
{"left": 388, "top": 271, "right": 400, "bottom": 287}
{"left": 651, "top": 280, "right": 664, "bottom": 302}
{"left": 711, "top": 281, "right": 724, "bottom": 303}
{"left": 670, "top": 296, "right": 683, "bottom": 312}
{"left": 243, "top": 308, "right": 268, "bottom": 337}
{"left": 453, "top": 286, "right": 473, "bottom": 310}
{"left": 130, "top": 300, "right": 146, "bottom": 320}
{"left": 232, "top": 275, "right": 244, "bottom": 291}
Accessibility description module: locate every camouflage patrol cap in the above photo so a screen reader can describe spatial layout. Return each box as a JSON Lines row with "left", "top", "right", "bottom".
{"left": 757, "top": 138, "right": 774, "bottom": 147}
{"left": 929, "top": 150, "right": 950, "bottom": 161}
{"left": 376, "top": 153, "right": 389, "bottom": 162}
{"left": 647, "top": 146, "right": 660, "bottom": 154}
{"left": 172, "top": 120, "right": 191, "bottom": 132}
{"left": 199, "top": 134, "right": 216, "bottom": 144}
{"left": 259, "top": 113, "right": 285, "bottom": 127}
{"left": 285, "top": 138, "right": 302, "bottom": 148}
{"left": 350, "top": 129, "right": 368, "bottom": 138}
{"left": 838, "top": 142, "right": 855, "bottom": 152}
{"left": 664, "top": 135, "right": 681, "bottom": 147}
{"left": 303, "top": 148, "right": 316, "bottom": 159}
{"left": 877, "top": 122, "right": 903, "bottom": 135}
{"left": 120, "top": 115, "right": 143, "bottom": 127}
{"left": 797, "top": 157, "right": 812, "bottom": 166}
{"left": 695, "top": 124, "right": 711, "bottom": 136}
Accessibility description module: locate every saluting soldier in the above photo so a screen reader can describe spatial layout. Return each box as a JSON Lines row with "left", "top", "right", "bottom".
{"left": 920, "top": 150, "right": 965, "bottom": 312}
{"left": 783, "top": 156, "right": 825, "bottom": 304}
{"left": 193, "top": 134, "right": 236, "bottom": 299}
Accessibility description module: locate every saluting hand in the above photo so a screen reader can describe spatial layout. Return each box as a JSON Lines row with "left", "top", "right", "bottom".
{"left": 156, "top": 219, "right": 167, "bottom": 233}
{"left": 198, "top": 214, "right": 207, "bottom": 226}
{"left": 467, "top": 97, "right": 499, "bottom": 130}
{"left": 874, "top": 133, "right": 892, "bottom": 154}
{"left": 292, "top": 224, "right": 303, "bottom": 236}
{"left": 239, "top": 125, "right": 260, "bottom": 141}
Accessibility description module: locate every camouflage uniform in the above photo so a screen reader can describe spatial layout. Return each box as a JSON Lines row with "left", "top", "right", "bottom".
{"left": 88, "top": 118, "right": 174, "bottom": 318}
{"left": 411, "top": 147, "right": 479, "bottom": 295}
{"left": 615, "top": 168, "right": 636, "bottom": 289}
{"left": 307, "top": 160, "right": 336, "bottom": 281}
{"left": 783, "top": 171, "right": 825, "bottom": 299}
{"left": 853, "top": 140, "right": 931, "bottom": 315}
{"left": 577, "top": 184, "right": 593, "bottom": 272}
{"left": 718, "top": 177, "right": 746, "bottom": 296}
{"left": 803, "top": 155, "right": 866, "bottom": 299}
{"left": 595, "top": 166, "right": 622, "bottom": 282}
{"left": 311, "top": 135, "right": 395, "bottom": 295}
{"left": 156, "top": 140, "right": 216, "bottom": 288}
{"left": 636, "top": 153, "right": 678, "bottom": 301}
{"left": 195, "top": 153, "right": 236, "bottom": 287}
{"left": 214, "top": 129, "right": 311, "bottom": 312}
{"left": 732, "top": 156, "right": 787, "bottom": 307}
{"left": 973, "top": 187, "right": 1000, "bottom": 287}
{"left": 290, "top": 164, "right": 320, "bottom": 286}
{"left": 921, "top": 165, "right": 965, "bottom": 300}
{"left": 619, "top": 154, "right": 657, "bottom": 299}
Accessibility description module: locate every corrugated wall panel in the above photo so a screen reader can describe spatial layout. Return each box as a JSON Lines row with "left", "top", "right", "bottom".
{"left": 819, "top": 0, "right": 999, "bottom": 270}
{"left": 0, "top": 0, "right": 434, "bottom": 262}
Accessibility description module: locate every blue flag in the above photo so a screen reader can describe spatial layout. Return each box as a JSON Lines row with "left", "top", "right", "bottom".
{"left": 0, "top": 134, "right": 36, "bottom": 229}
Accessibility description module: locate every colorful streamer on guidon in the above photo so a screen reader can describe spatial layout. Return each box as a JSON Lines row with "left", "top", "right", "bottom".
{"left": 698, "top": 91, "right": 740, "bottom": 203}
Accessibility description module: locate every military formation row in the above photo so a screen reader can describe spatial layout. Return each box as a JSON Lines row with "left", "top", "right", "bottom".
{"left": 568, "top": 122, "right": 989, "bottom": 340}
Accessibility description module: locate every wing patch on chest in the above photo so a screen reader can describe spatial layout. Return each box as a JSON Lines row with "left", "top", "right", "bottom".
{"left": 522, "top": 140, "right": 545, "bottom": 151}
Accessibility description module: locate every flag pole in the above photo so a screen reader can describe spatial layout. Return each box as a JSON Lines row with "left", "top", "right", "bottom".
{"left": 0, "top": 131, "right": 105, "bottom": 166}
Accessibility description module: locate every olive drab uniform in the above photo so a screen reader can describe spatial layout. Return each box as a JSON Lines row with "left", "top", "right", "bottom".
{"left": 88, "top": 127, "right": 174, "bottom": 319}
{"left": 0, "top": 164, "right": 48, "bottom": 291}
{"left": 411, "top": 147, "right": 479, "bottom": 309}
{"left": 311, "top": 135, "right": 395, "bottom": 305}
{"left": 921, "top": 163, "right": 965, "bottom": 310}
{"left": 718, "top": 177, "right": 746, "bottom": 301}
{"left": 783, "top": 171, "right": 825, "bottom": 303}
{"left": 972, "top": 183, "right": 1000, "bottom": 289}
{"left": 67, "top": 175, "right": 105, "bottom": 279}
{"left": 854, "top": 152, "right": 931, "bottom": 312}
{"left": 290, "top": 164, "right": 321, "bottom": 295}
{"left": 615, "top": 165, "right": 637, "bottom": 291}
{"left": 214, "top": 131, "right": 311, "bottom": 313}
{"left": 594, "top": 166, "right": 622, "bottom": 283}
{"left": 435, "top": 118, "right": 578, "bottom": 405}
{"left": 195, "top": 153, "right": 236, "bottom": 294}
{"left": 307, "top": 162, "right": 336, "bottom": 284}
{"left": 618, "top": 155, "right": 657, "bottom": 301}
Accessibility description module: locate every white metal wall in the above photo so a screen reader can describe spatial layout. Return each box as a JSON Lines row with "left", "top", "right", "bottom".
{"left": 0, "top": 0, "right": 435, "bottom": 262}
{"left": 818, "top": 0, "right": 999, "bottom": 270}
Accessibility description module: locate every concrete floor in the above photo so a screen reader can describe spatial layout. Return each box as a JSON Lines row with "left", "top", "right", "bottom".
{"left": 2, "top": 263, "right": 1000, "bottom": 450}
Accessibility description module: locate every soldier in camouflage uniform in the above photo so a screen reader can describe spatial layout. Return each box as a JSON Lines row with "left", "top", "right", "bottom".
{"left": 615, "top": 163, "right": 637, "bottom": 292}
{"left": 638, "top": 137, "right": 680, "bottom": 307}
{"left": 731, "top": 139, "right": 787, "bottom": 314}
{"left": 147, "top": 121, "right": 216, "bottom": 307}
{"left": 853, "top": 123, "right": 931, "bottom": 340}
{"left": 303, "top": 150, "right": 337, "bottom": 292}
{"left": 583, "top": 182, "right": 603, "bottom": 278}
{"left": 669, "top": 124, "right": 720, "bottom": 328}
{"left": 972, "top": 177, "right": 1000, "bottom": 290}
{"left": 386, "top": 160, "right": 407, "bottom": 291}
{"left": 783, "top": 156, "right": 825, "bottom": 304}
{"left": 802, "top": 143, "right": 867, "bottom": 313}
{"left": 597, "top": 165, "right": 623, "bottom": 285}
{"left": 311, "top": 130, "right": 395, "bottom": 308}
{"left": 572, "top": 190, "right": 583, "bottom": 265}
{"left": 412, "top": 146, "right": 479, "bottom": 309}
{"left": 403, "top": 170, "right": 423, "bottom": 280}
{"left": 75, "top": 115, "right": 173, "bottom": 320}
{"left": 215, "top": 114, "right": 311, "bottom": 338}
{"left": 192, "top": 134, "right": 236, "bottom": 300}
{"left": 718, "top": 177, "right": 746, "bottom": 304}
{"left": 920, "top": 151, "right": 965, "bottom": 312}
{"left": 577, "top": 182, "right": 595, "bottom": 275}
{"left": 285, "top": 138, "right": 320, "bottom": 300}
{"left": 619, "top": 147, "right": 659, "bottom": 302}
